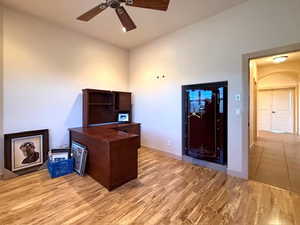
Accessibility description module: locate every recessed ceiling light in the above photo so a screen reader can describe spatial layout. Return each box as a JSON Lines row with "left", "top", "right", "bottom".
{"left": 122, "top": 27, "right": 127, "bottom": 33}
{"left": 273, "top": 56, "right": 288, "bottom": 63}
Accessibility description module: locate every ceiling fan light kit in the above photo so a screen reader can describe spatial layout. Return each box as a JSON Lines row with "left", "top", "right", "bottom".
{"left": 77, "top": 0, "right": 170, "bottom": 32}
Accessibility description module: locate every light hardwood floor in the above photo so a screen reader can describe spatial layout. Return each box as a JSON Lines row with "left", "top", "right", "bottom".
{"left": 250, "top": 131, "right": 300, "bottom": 193}
{"left": 1, "top": 147, "right": 300, "bottom": 225}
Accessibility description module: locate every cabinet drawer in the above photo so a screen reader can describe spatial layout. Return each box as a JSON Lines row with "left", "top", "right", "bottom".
{"left": 117, "top": 125, "right": 140, "bottom": 136}
{"left": 118, "top": 127, "right": 130, "bottom": 133}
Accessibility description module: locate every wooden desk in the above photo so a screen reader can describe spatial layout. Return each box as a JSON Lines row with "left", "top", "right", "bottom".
{"left": 69, "top": 123, "right": 141, "bottom": 191}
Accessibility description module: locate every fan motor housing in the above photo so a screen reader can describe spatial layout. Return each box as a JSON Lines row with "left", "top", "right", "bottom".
{"left": 109, "top": 0, "right": 121, "bottom": 8}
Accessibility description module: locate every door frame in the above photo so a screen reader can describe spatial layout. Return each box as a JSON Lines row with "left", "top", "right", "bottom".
{"left": 242, "top": 42, "right": 300, "bottom": 179}
{"left": 257, "top": 87, "right": 297, "bottom": 134}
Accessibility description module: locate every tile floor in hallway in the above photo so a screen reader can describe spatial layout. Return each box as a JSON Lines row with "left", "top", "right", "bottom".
{"left": 250, "top": 131, "right": 300, "bottom": 193}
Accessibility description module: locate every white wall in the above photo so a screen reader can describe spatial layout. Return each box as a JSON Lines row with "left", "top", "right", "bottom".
{"left": 1, "top": 8, "right": 129, "bottom": 173}
{"left": 129, "top": 0, "right": 300, "bottom": 178}
{"left": 0, "top": 5, "right": 3, "bottom": 175}
{"left": 258, "top": 72, "right": 299, "bottom": 90}
{"left": 258, "top": 61, "right": 300, "bottom": 80}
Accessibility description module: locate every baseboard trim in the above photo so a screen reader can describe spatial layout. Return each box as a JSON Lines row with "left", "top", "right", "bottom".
{"left": 227, "top": 169, "right": 247, "bottom": 180}
{"left": 141, "top": 145, "right": 182, "bottom": 161}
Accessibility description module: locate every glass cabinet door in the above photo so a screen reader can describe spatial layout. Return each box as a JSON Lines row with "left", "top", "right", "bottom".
{"left": 183, "top": 82, "right": 227, "bottom": 165}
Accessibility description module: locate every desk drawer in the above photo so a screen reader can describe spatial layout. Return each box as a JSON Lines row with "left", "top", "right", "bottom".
{"left": 118, "top": 125, "right": 140, "bottom": 136}
{"left": 118, "top": 127, "right": 130, "bottom": 133}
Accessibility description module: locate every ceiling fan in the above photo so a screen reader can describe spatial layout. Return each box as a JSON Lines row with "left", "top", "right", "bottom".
{"left": 77, "top": 0, "right": 171, "bottom": 32}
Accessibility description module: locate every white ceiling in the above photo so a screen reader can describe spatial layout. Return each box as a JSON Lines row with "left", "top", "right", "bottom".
{"left": 255, "top": 51, "right": 300, "bottom": 67}
{"left": 0, "top": 0, "right": 247, "bottom": 49}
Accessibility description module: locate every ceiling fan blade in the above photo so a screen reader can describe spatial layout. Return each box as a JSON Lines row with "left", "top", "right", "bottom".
{"left": 77, "top": 3, "right": 108, "bottom": 21}
{"left": 115, "top": 7, "right": 137, "bottom": 32}
{"left": 125, "top": 0, "right": 170, "bottom": 11}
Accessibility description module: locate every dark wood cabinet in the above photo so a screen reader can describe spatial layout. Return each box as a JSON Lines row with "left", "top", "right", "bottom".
{"left": 70, "top": 123, "right": 141, "bottom": 191}
{"left": 182, "top": 82, "right": 228, "bottom": 165}
{"left": 115, "top": 92, "right": 131, "bottom": 111}
{"left": 83, "top": 89, "right": 132, "bottom": 127}
{"left": 72, "top": 89, "right": 140, "bottom": 191}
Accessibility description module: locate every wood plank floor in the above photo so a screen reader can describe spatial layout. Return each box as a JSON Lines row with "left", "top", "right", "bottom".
{"left": 1, "top": 147, "right": 299, "bottom": 225}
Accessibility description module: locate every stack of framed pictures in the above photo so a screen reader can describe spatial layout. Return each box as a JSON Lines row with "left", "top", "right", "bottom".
{"left": 49, "top": 148, "right": 70, "bottom": 161}
{"left": 71, "top": 141, "right": 87, "bottom": 176}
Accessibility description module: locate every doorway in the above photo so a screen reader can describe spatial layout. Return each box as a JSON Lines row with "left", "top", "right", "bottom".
{"left": 248, "top": 50, "right": 300, "bottom": 193}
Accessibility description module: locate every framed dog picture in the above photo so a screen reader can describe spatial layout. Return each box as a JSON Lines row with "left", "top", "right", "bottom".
{"left": 4, "top": 129, "right": 49, "bottom": 173}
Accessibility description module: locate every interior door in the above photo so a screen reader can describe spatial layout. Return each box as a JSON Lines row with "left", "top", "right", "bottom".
{"left": 271, "top": 89, "right": 294, "bottom": 133}
{"left": 257, "top": 90, "right": 272, "bottom": 131}
{"left": 258, "top": 89, "right": 294, "bottom": 133}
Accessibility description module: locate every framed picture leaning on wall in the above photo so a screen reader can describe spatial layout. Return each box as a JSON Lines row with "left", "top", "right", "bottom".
{"left": 71, "top": 141, "right": 87, "bottom": 176}
{"left": 4, "top": 129, "right": 49, "bottom": 173}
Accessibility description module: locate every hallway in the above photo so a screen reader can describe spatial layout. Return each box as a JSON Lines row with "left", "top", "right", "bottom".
{"left": 250, "top": 131, "right": 300, "bottom": 193}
